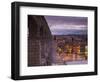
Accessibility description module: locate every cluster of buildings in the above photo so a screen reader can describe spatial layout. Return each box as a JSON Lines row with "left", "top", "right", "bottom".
{"left": 53, "top": 35, "right": 88, "bottom": 64}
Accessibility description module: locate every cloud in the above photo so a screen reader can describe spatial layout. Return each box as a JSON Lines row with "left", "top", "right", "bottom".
{"left": 45, "top": 16, "right": 88, "bottom": 35}
{"left": 50, "top": 24, "right": 87, "bottom": 31}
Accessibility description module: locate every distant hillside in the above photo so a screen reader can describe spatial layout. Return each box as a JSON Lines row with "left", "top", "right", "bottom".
{"left": 51, "top": 29, "right": 87, "bottom": 35}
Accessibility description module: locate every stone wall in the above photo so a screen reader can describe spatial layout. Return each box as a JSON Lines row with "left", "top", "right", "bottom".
{"left": 28, "top": 15, "right": 53, "bottom": 66}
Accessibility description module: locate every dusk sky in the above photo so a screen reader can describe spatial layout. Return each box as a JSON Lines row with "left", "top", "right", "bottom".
{"left": 45, "top": 16, "right": 88, "bottom": 35}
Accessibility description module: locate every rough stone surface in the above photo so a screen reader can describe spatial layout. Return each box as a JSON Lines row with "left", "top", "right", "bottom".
{"left": 28, "top": 15, "right": 53, "bottom": 66}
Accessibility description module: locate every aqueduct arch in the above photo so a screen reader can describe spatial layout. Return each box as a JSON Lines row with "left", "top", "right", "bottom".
{"left": 28, "top": 15, "right": 53, "bottom": 66}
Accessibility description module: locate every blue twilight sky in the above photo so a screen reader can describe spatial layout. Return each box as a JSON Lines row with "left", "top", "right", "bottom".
{"left": 45, "top": 16, "right": 88, "bottom": 35}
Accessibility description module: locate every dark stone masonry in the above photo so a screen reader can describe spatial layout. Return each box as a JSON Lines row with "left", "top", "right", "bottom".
{"left": 28, "top": 15, "right": 53, "bottom": 66}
